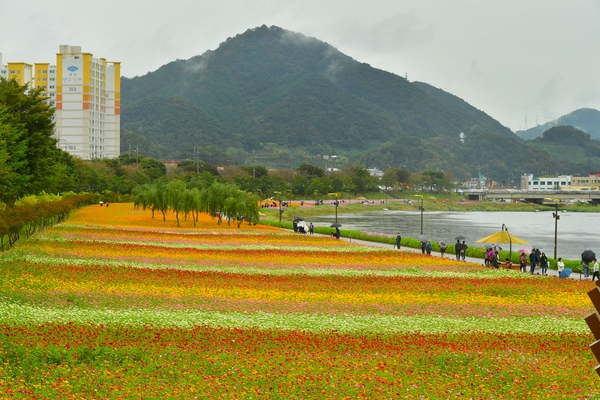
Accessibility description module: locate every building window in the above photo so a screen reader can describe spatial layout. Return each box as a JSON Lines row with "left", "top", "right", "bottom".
{"left": 49, "top": 78, "right": 55, "bottom": 81}
{"left": 49, "top": 85, "right": 55, "bottom": 89}
{"left": 49, "top": 70, "right": 55, "bottom": 73}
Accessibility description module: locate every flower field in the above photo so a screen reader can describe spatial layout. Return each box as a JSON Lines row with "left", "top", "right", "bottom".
{"left": 0, "top": 202, "right": 598, "bottom": 398}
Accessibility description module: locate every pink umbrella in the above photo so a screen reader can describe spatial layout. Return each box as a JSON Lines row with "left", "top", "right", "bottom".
{"left": 517, "top": 248, "right": 531, "bottom": 254}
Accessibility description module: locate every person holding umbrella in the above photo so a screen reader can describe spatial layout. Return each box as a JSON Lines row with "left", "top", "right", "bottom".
{"left": 581, "top": 250, "right": 595, "bottom": 279}
{"left": 395, "top": 233, "right": 402, "bottom": 250}
{"left": 439, "top": 241, "right": 447, "bottom": 258}
{"left": 520, "top": 252, "right": 528, "bottom": 272}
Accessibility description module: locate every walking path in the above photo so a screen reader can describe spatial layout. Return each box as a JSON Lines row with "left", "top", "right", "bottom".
{"left": 333, "top": 234, "right": 589, "bottom": 281}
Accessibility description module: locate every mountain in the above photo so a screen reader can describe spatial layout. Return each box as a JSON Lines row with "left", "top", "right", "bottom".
{"left": 515, "top": 108, "right": 600, "bottom": 140}
{"left": 120, "top": 25, "right": 598, "bottom": 181}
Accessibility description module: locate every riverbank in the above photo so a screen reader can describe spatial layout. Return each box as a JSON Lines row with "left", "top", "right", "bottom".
{"left": 260, "top": 197, "right": 599, "bottom": 222}
{"left": 259, "top": 206, "right": 589, "bottom": 272}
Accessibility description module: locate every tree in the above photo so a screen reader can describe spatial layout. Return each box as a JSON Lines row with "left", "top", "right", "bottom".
{"left": 165, "top": 179, "right": 187, "bottom": 227}
{"left": 0, "top": 78, "right": 63, "bottom": 203}
{"left": 297, "top": 163, "right": 325, "bottom": 178}
{"left": 0, "top": 107, "right": 28, "bottom": 203}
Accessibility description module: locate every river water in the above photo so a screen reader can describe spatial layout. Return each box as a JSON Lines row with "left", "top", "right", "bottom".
{"left": 310, "top": 210, "right": 600, "bottom": 261}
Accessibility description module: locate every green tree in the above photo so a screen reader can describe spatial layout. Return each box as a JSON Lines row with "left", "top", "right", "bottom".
{"left": 166, "top": 179, "right": 187, "bottom": 227}
{"left": 0, "top": 78, "right": 63, "bottom": 203}
{"left": 0, "top": 107, "right": 28, "bottom": 203}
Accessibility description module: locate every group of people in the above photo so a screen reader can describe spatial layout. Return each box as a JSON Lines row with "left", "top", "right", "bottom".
{"left": 455, "top": 240, "right": 468, "bottom": 261}
{"left": 293, "top": 220, "right": 314, "bottom": 235}
{"left": 518, "top": 249, "right": 549, "bottom": 275}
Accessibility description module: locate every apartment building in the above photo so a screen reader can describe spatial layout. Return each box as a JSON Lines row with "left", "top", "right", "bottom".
{"left": 1, "top": 46, "right": 120, "bottom": 160}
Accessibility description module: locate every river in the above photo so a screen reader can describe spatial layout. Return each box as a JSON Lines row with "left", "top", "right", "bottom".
{"left": 310, "top": 210, "right": 599, "bottom": 261}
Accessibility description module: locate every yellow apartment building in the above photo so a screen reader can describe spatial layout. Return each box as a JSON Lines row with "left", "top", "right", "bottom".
{"left": 1, "top": 46, "right": 120, "bottom": 160}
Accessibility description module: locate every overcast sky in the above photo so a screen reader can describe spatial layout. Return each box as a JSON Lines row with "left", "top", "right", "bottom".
{"left": 1, "top": 0, "right": 598, "bottom": 131}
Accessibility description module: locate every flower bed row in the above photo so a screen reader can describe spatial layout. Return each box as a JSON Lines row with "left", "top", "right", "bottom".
{"left": 0, "top": 202, "right": 597, "bottom": 398}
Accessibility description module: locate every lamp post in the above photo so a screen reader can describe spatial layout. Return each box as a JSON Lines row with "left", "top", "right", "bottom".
{"left": 414, "top": 195, "right": 424, "bottom": 235}
{"left": 502, "top": 223, "right": 513, "bottom": 260}
{"left": 328, "top": 192, "right": 339, "bottom": 224}
{"left": 274, "top": 191, "right": 282, "bottom": 222}
{"left": 552, "top": 199, "right": 560, "bottom": 260}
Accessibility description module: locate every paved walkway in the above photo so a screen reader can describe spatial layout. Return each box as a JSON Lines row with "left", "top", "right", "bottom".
{"left": 334, "top": 234, "right": 588, "bottom": 281}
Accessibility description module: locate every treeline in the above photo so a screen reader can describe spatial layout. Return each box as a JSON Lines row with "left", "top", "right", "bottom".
{"left": 133, "top": 178, "right": 259, "bottom": 228}
{"left": 0, "top": 193, "right": 98, "bottom": 250}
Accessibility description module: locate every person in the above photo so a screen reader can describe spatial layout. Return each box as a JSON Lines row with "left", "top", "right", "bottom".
{"left": 395, "top": 233, "right": 402, "bottom": 249}
{"left": 557, "top": 257, "right": 565, "bottom": 277}
{"left": 455, "top": 240, "right": 462, "bottom": 260}
{"left": 461, "top": 241, "right": 468, "bottom": 261}
{"left": 491, "top": 251, "right": 499, "bottom": 269}
{"left": 293, "top": 220, "right": 298, "bottom": 233}
{"left": 529, "top": 249, "right": 538, "bottom": 274}
{"left": 309, "top": 222, "right": 314, "bottom": 235}
{"left": 335, "top": 226, "right": 341, "bottom": 240}
{"left": 520, "top": 252, "right": 528, "bottom": 272}
{"left": 582, "top": 259, "right": 590, "bottom": 279}
{"left": 421, "top": 241, "right": 426, "bottom": 254}
{"left": 439, "top": 242, "right": 447, "bottom": 258}
{"left": 425, "top": 240, "right": 432, "bottom": 255}
{"left": 593, "top": 259, "right": 600, "bottom": 281}
{"left": 505, "top": 258, "right": 512, "bottom": 269}
{"left": 485, "top": 249, "right": 494, "bottom": 267}
{"left": 540, "top": 253, "right": 549, "bottom": 275}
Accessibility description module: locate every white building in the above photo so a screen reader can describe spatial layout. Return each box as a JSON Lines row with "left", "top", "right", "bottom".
{"left": 520, "top": 174, "right": 571, "bottom": 190}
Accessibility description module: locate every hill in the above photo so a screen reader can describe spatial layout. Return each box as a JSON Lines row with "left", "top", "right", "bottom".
{"left": 516, "top": 108, "right": 600, "bottom": 140}
{"left": 529, "top": 126, "right": 600, "bottom": 168}
{"left": 120, "top": 25, "right": 599, "bottom": 181}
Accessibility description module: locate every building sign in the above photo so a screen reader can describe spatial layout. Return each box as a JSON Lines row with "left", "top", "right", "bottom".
{"left": 62, "top": 58, "right": 82, "bottom": 87}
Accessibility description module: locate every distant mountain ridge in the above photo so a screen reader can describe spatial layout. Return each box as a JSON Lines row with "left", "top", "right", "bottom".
{"left": 516, "top": 108, "right": 600, "bottom": 140}
{"left": 120, "top": 25, "right": 600, "bottom": 181}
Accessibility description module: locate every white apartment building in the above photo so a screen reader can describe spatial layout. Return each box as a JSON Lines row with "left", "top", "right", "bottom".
{"left": 1, "top": 46, "right": 120, "bottom": 160}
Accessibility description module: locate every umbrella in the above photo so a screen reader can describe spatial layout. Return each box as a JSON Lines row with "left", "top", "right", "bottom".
{"left": 476, "top": 231, "right": 529, "bottom": 246}
{"left": 517, "top": 248, "right": 531, "bottom": 254}
{"left": 330, "top": 223, "right": 342, "bottom": 228}
{"left": 491, "top": 244, "right": 502, "bottom": 251}
{"left": 293, "top": 216, "right": 304, "bottom": 220}
{"left": 455, "top": 235, "right": 466, "bottom": 240}
{"left": 559, "top": 268, "right": 572, "bottom": 279}
{"left": 476, "top": 224, "right": 529, "bottom": 260}
{"left": 582, "top": 250, "right": 596, "bottom": 263}
{"left": 439, "top": 241, "right": 446, "bottom": 247}
{"left": 418, "top": 234, "right": 428, "bottom": 243}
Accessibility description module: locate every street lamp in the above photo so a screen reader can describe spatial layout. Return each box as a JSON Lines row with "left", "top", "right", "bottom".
{"left": 328, "top": 192, "right": 340, "bottom": 224}
{"left": 547, "top": 198, "right": 560, "bottom": 260}
{"left": 274, "top": 191, "right": 282, "bottom": 222}
{"left": 414, "top": 195, "right": 424, "bottom": 235}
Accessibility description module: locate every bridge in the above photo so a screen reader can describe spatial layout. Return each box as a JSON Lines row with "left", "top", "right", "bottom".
{"left": 465, "top": 190, "right": 600, "bottom": 205}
